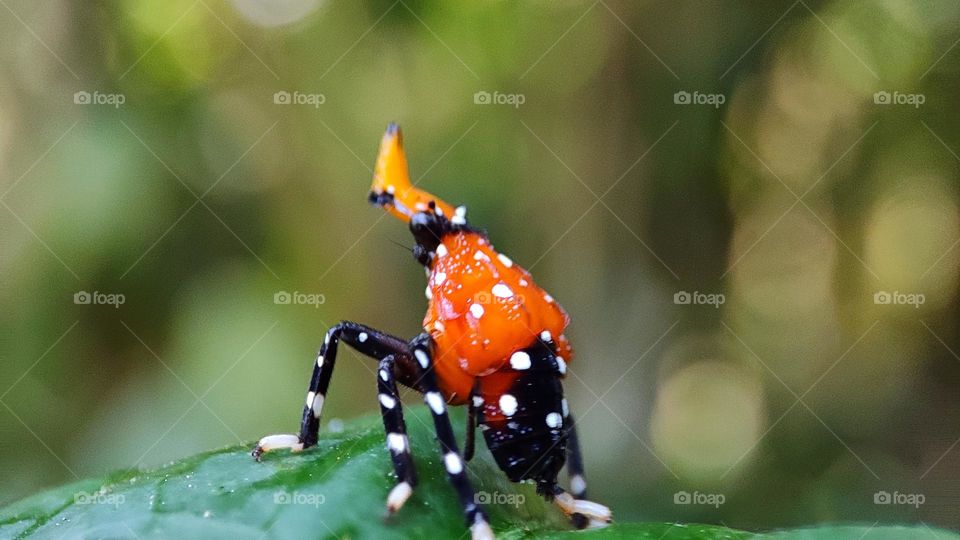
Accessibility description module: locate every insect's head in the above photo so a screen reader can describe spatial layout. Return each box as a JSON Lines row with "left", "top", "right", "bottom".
{"left": 369, "top": 123, "right": 458, "bottom": 224}
{"left": 370, "top": 123, "right": 471, "bottom": 265}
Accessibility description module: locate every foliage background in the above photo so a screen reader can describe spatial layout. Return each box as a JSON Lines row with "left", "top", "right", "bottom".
{"left": 1, "top": 0, "right": 958, "bottom": 533}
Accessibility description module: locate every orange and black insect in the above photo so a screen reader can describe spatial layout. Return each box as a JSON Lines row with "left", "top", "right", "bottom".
{"left": 253, "top": 124, "right": 612, "bottom": 539}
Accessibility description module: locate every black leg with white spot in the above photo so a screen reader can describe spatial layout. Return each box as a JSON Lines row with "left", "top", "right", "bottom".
{"left": 299, "top": 322, "right": 413, "bottom": 448}
{"left": 377, "top": 354, "right": 418, "bottom": 514}
{"left": 252, "top": 321, "right": 413, "bottom": 456}
{"left": 409, "top": 333, "right": 493, "bottom": 540}
{"left": 565, "top": 414, "right": 588, "bottom": 499}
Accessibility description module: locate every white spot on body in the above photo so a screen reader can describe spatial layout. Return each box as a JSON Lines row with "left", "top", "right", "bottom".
{"left": 540, "top": 330, "right": 552, "bottom": 342}
{"left": 491, "top": 283, "right": 513, "bottom": 298}
{"left": 556, "top": 356, "right": 567, "bottom": 375}
{"left": 469, "top": 303, "right": 485, "bottom": 319}
{"left": 436, "top": 244, "right": 448, "bottom": 257}
{"left": 306, "top": 391, "right": 316, "bottom": 408}
{"left": 433, "top": 321, "right": 445, "bottom": 332}
{"left": 415, "top": 349, "right": 430, "bottom": 368}
{"left": 472, "top": 395, "right": 484, "bottom": 408}
{"left": 444, "top": 452, "right": 463, "bottom": 474}
{"left": 544, "top": 293, "right": 554, "bottom": 303}
{"left": 433, "top": 271, "right": 447, "bottom": 286}
{"left": 499, "top": 394, "right": 518, "bottom": 416}
{"left": 519, "top": 278, "right": 528, "bottom": 287}
{"left": 546, "top": 412, "right": 563, "bottom": 428}
{"left": 509, "top": 351, "right": 531, "bottom": 370}
{"left": 425, "top": 287, "right": 432, "bottom": 300}
{"left": 386, "top": 185, "right": 395, "bottom": 194}
{"left": 379, "top": 369, "right": 389, "bottom": 381}
{"left": 473, "top": 250, "right": 490, "bottom": 262}
{"left": 562, "top": 398, "right": 569, "bottom": 418}
{"left": 379, "top": 394, "right": 397, "bottom": 409}
{"left": 497, "top": 253, "right": 513, "bottom": 267}
{"left": 316, "top": 355, "right": 324, "bottom": 368}
{"left": 324, "top": 332, "right": 331, "bottom": 345}
{"left": 358, "top": 332, "right": 368, "bottom": 343}
{"left": 426, "top": 392, "right": 446, "bottom": 415}
{"left": 387, "top": 433, "right": 408, "bottom": 453}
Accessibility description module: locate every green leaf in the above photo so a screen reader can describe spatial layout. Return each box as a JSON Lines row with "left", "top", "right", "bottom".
{"left": 1, "top": 406, "right": 957, "bottom": 540}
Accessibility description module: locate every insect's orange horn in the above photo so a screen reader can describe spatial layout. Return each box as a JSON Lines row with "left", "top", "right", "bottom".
{"left": 369, "top": 123, "right": 456, "bottom": 222}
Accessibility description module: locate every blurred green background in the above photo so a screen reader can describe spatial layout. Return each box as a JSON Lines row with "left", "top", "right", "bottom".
{"left": 1, "top": 0, "right": 959, "bottom": 533}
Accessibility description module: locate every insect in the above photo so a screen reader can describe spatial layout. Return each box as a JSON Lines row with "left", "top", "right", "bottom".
{"left": 252, "top": 124, "right": 612, "bottom": 539}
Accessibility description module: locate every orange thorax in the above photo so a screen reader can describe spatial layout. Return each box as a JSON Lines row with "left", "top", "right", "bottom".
{"left": 423, "top": 231, "right": 572, "bottom": 403}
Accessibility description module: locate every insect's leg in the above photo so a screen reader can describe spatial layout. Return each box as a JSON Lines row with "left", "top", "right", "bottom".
{"left": 565, "top": 414, "right": 587, "bottom": 499}
{"left": 377, "top": 354, "right": 418, "bottom": 514}
{"left": 409, "top": 334, "right": 494, "bottom": 540}
{"left": 551, "top": 414, "right": 612, "bottom": 529}
{"left": 252, "top": 321, "right": 410, "bottom": 460}
{"left": 463, "top": 378, "right": 481, "bottom": 462}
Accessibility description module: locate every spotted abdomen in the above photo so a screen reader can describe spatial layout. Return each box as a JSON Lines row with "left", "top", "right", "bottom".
{"left": 476, "top": 339, "right": 568, "bottom": 496}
